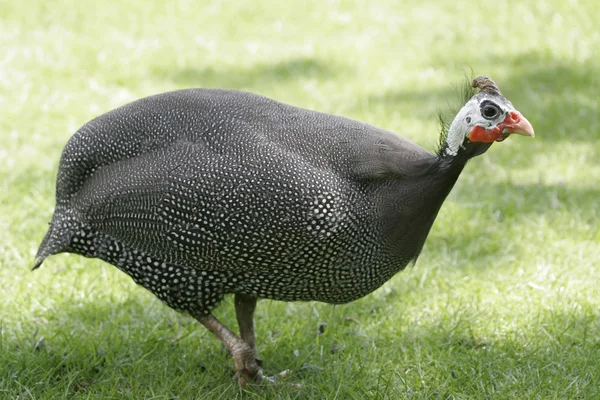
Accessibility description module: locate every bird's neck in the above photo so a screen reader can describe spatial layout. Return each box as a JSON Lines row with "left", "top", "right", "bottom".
{"left": 423, "top": 154, "right": 471, "bottom": 209}
{"left": 378, "top": 154, "right": 470, "bottom": 264}
{"left": 438, "top": 133, "right": 494, "bottom": 162}
{"left": 409, "top": 144, "right": 486, "bottom": 220}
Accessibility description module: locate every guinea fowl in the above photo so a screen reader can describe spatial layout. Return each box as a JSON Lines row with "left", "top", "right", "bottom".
{"left": 35, "top": 76, "right": 534, "bottom": 384}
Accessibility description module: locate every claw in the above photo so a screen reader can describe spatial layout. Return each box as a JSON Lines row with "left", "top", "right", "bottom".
{"left": 261, "top": 369, "right": 291, "bottom": 385}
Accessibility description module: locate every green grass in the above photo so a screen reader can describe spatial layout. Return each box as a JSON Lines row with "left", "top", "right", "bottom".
{"left": 1, "top": 0, "right": 599, "bottom": 398}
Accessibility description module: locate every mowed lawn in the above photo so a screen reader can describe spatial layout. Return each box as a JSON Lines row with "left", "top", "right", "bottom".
{"left": 1, "top": 0, "right": 599, "bottom": 398}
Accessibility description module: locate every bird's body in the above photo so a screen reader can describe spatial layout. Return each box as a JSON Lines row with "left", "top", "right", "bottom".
{"left": 38, "top": 89, "right": 453, "bottom": 310}
{"left": 35, "top": 77, "right": 534, "bottom": 383}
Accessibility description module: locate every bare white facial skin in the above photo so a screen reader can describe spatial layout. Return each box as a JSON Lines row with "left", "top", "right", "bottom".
{"left": 444, "top": 95, "right": 515, "bottom": 156}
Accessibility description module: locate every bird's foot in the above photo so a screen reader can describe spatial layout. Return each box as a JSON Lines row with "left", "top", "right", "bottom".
{"left": 233, "top": 359, "right": 291, "bottom": 388}
{"left": 263, "top": 369, "right": 291, "bottom": 384}
{"left": 231, "top": 346, "right": 263, "bottom": 388}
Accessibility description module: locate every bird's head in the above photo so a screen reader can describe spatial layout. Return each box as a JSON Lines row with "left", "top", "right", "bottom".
{"left": 441, "top": 76, "right": 534, "bottom": 159}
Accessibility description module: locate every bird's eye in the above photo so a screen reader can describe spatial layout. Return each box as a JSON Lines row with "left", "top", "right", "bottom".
{"left": 482, "top": 104, "right": 500, "bottom": 120}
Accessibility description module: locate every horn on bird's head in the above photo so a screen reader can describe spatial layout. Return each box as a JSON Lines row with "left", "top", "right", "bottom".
{"left": 472, "top": 76, "right": 502, "bottom": 96}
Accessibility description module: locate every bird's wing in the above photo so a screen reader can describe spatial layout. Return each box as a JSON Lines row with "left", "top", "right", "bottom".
{"left": 341, "top": 124, "right": 438, "bottom": 180}
{"left": 71, "top": 138, "right": 363, "bottom": 272}
{"left": 66, "top": 89, "right": 439, "bottom": 272}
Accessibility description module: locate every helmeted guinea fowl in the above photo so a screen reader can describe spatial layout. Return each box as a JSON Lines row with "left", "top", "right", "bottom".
{"left": 35, "top": 76, "right": 534, "bottom": 384}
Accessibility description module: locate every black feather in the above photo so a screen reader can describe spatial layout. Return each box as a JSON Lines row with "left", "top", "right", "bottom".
{"left": 436, "top": 74, "right": 477, "bottom": 155}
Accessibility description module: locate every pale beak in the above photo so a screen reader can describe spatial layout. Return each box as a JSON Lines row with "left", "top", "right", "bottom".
{"left": 502, "top": 111, "right": 535, "bottom": 137}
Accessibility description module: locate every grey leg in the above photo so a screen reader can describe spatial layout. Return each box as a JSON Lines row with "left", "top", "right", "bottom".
{"left": 233, "top": 295, "right": 290, "bottom": 384}
{"left": 234, "top": 294, "right": 260, "bottom": 364}
{"left": 193, "top": 313, "right": 263, "bottom": 386}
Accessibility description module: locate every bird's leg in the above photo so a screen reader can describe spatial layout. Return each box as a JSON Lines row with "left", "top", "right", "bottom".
{"left": 194, "top": 313, "right": 263, "bottom": 386}
{"left": 234, "top": 294, "right": 292, "bottom": 385}
{"left": 234, "top": 294, "right": 260, "bottom": 365}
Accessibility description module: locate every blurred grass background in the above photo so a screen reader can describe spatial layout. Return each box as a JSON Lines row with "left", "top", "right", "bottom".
{"left": 1, "top": 0, "right": 599, "bottom": 398}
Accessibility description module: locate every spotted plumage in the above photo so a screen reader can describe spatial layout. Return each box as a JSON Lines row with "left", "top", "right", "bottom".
{"left": 35, "top": 76, "right": 534, "bottom": 383}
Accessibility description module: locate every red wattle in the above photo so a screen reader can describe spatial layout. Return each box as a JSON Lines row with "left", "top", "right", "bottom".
{"left": 468, "top": 125, "right": 502, "bottom": 143}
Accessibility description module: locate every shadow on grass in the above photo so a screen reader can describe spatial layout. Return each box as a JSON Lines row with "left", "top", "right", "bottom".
{"left": 3, "top": 291, "right": 599, "bottom": 397}
{"left": 454, "top": 180, "right": 600, "bottom": 221}
{"left": 1, "top": 296, "right": 226, "bottom": 397}
{"left": 424, "top": 179, "right": 599, "bottom": 264}
{"left": 155, "top": 57, "right": 347, "bottom": 90}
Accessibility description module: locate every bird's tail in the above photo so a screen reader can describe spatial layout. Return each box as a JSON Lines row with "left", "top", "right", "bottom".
{"left": 33, "top": 207, "right": 78, "bottom": 270}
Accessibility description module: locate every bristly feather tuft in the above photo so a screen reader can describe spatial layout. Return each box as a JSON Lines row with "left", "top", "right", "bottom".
{"left": 436, "top": 74, "right": 477, "bottom": 155}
